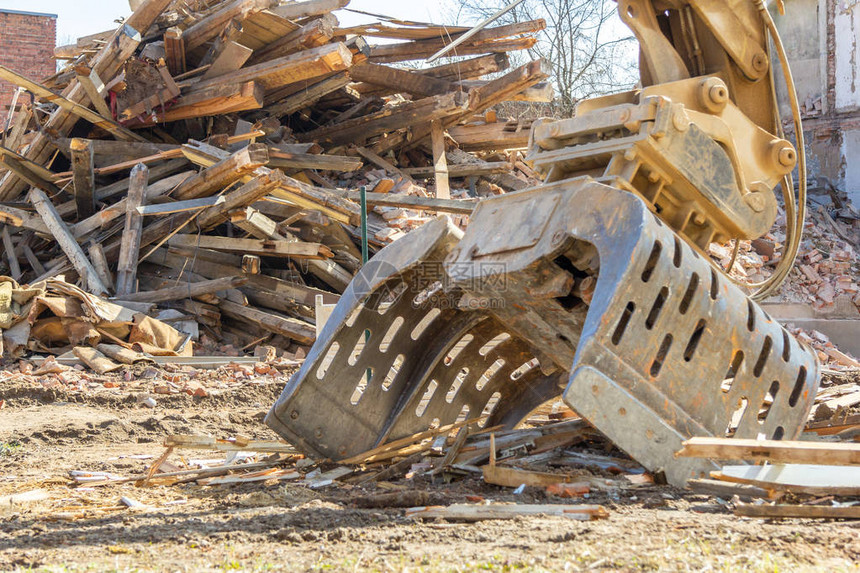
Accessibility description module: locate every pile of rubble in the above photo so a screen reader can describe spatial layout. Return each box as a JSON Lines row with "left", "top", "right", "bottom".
{"left": 0, "top": 0, "right": 550, "bottom": 363}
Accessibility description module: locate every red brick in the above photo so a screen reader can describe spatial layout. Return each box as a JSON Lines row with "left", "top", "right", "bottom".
{"left": 0, "top": 11, "right": 57, "bottom": 110}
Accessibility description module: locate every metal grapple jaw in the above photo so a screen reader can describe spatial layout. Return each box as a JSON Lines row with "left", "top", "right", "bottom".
{"left": 266, "top": 179, "right": 819, "bottom": 486}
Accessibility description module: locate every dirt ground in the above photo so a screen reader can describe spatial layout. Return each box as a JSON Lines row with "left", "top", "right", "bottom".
{"left": 1, "top": 372, "right": 859, "bottom": 573}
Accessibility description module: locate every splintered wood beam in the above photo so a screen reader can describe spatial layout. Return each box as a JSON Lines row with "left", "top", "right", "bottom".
{"left": 201, "top": 41, "right": 254, "bottom": 81}
{"left": 298, "top": 91, "right": 470, "bottom": 146}
{"left": 196, "top": 170, "right": 287, "bottom": 230}
{"left": 22, "top": 243, "right": 46, "bottom": 275}
{"left": 115, "top": 275, "right": 248, "bottom": 304}
{"left": 430, "top": 120, "right": 450, "bottom": 199}
{"left": 395, "top": 60, "right": 549, "bottom": 155}
{"left": 267, "top": 149, "right": 362, "bottom": 171}
{"left": 734, "top": 504, "right": 860, "bottom": 520}
{"left": 1, "top": 226, "right": 21, "bottom": 280}
{"left": 677, "top": 437, "right": 860, "bottom": 466}
{"left": 466, "top": 59, "right": 551, "bottom": 112}
{"left": 232, "top": 207, "right": 353, "bottom": 292}
{"left": 71, "top": 138, "right": 96, "bottom": 219}
{"left": 0, "top": 65, "right": 146, "bottom": 143}
{"left": 182, "top": 140, "right": 362, "bottom": 225}
{"left": 328, "top": 189, "right": 476, "bottom": 214}
{"left": 422, "top": 53, "right": 510, "bottom": 81}
{"left": 191, "top": 42, "right": 353, "bottom": 92}
{"left": 174, "top": 143, "right": 269, "bottom": 201}
{"left": 368, "top": 20, "right": 544, "bottom": 63}
{"left": 262, "top": 72, "right": 350, "bottom": 117}
{"left": 249, "top": 16, "right": 335, "bottom": 65}
{"left": 137, "top": 197, "right": 225, "bottom": 216}
{"left": 163, "top": 27, "right": 186, "bottom": 76}
{"left": 148, "top": 247, "right": 337, "bottom": 307}
{"left": 0, "top": 204, "right": 50, "bottom": 235}
{"left": 402, "top": 161, "right": 513, "bottom": 178}
{"left": 29, "top": 187, "right": 108, "bottom": 295}
{"left": 123, "top": 81, "right": 264, "bottom": 127}
{"left": 181, "top": 0, "right": 274, "bottom": 52}
{"left": 115, "top": 163, "right": 148, "bottom": 297}
{"left": 73, "top": 64, "right": 113, "bottom": 119}
{"left": 219, "top": 299, "right": 316, "bottom": 345}
{"left": 0, "top": 145, "right": 61, "bottom": 192}
{"left": 199, "top": 19, "right": 243, "bottom": 68}
{"left": 456, "top": 79, "right": 553, "bottom": 102}
{"left": 350, "top": 63, "right": 454, "bottom": 98}
{"left": 448, "top": 121, "right": 531, "bottom": 151}
{"left": 270, "top": 0, "right": 349, "bottom": 20}
{"left": 88, "top": 243, "right": 114, "bottom": 291}
{"left": 167, "top": 234, "right": 332, "bottom": 259}
{"left": 0, "top": 0, "right": 173, "bottom": 201}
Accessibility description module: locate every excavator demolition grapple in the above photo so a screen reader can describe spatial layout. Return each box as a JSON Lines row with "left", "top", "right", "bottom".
{"left": 267, "top": 0, "right": 821, "bottom": 486}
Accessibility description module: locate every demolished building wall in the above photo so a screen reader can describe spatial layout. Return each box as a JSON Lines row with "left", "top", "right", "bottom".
{"left": 773, "top": 0, "right": 860, "bottom": 204}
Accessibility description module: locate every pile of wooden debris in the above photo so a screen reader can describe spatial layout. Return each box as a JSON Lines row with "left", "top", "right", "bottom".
{"left": 0, "top": 0, "right": 550, "bottom": 362}
{"left": 64, "top": 394, "right": 860, "bottom": 522}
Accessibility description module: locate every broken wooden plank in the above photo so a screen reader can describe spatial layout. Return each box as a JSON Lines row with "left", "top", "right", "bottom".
{"left": 167, "top": 234, "right": 332, "bottom": 259}
{"left": 368, "top": 20, "right": 545, "bottom": 63}
{"left": 406, "top": 503, "right": 608, "bottom": 522}
{"left": 28, "top": 188, "right": 108, "bottom": 295}
{"left": 89, "top": 243, "right": 114, "bottom": 291}
{"left": 200, "top": 41, "right": 254, "bottom": 81}
{"left": 115, "top": 163, "right": 148, "bottom": 297}
{"left": 299, "top": 91, "right": 470, "bottom": 146}
{"left": 249, "top": 15, "right": 335, "bottom": 65}
{"left": 124, "top": 81, "right": 265, "bottom": 127}
{"left": 196, "top": 170, "right": 287, "bottom": 230}
{"left": 448, "top": 121, "right": 531, "bottom": 151}
{"left": 71, "top": 138, "right": 96, "bottom": 219}
{"left": 174, "top": 143, "right": 269, "bottom": 201}
{"left": 734, "top": 504, "right": 860, "bottom": 520}
{"left": 270, "top": 0, "right": 348, "bottom": 19}
{"left": 350, "top": 63, "right": 455, "bottom": 97}
{"left": 219, "top": 300, "right": 315, "bottom": 345}
{"left": 73, "top": 63, "right": 113, "bottom": 119}
{"left": 677, "top": 437, "right": 860, "bottom": 466}
{"left": 430, "top": 119, "right": 450, "bottom": 199}
{"left": 191, "top": 42, "right": 353, "bottom": 92}
{"left": 115, "top": 276, "right": 248, "bottom": 304}
{"left": 181, "top": 0, "right": 274, "bottom": 52}
{"left": 402, "top": 161, "right": 514, "bottom": 178}
{"left": 163, "top": 26, "right": 186, "bottom": 77}
{"left": 267, "top": 149, "right": 362, "bottom": 172}
{"left": 137, "top": 196, "right": 225, "bottom": 216}
{"left": 262, "top": 72, "right": 351, "bottom": 117}
{"left": 0, "top": 226, "right": 21, "bottom": 280}
{"left": 686, "top": 478, "right": 771, "bottom": 500}
{"left": 328, "top": 189, "right": 476, "bottom": 214}
{"left": 0, "top": 65, "right": 145, "bottom": 143}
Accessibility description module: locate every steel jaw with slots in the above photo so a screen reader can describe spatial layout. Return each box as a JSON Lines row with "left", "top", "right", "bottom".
{"left": 266, "top": 177, "right": 819, "bottom": 486}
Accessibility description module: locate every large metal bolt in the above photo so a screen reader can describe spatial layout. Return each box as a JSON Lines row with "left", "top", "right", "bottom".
{"left": 752, "top": 52, "right": 769, "bottom": 73}
{"left": 698, "top": 77, "right": 729, "bottom": 113}
{"left": 778, "top": 147, "right": 796, "bottom": 168}
{"left": 708, "top": 84, "right": 728, "bottom": 106}
{"left": 770, "top": 139, "right": 797, "bottom": 172}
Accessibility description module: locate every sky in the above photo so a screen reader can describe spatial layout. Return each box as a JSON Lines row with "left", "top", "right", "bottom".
{"left": 0, "top": 0, "right": 452, "bottom": 47}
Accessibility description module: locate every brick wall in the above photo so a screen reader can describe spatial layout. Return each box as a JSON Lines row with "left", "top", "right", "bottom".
{"left": 0, "top": 11, "right": 57, "bottom": 111}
